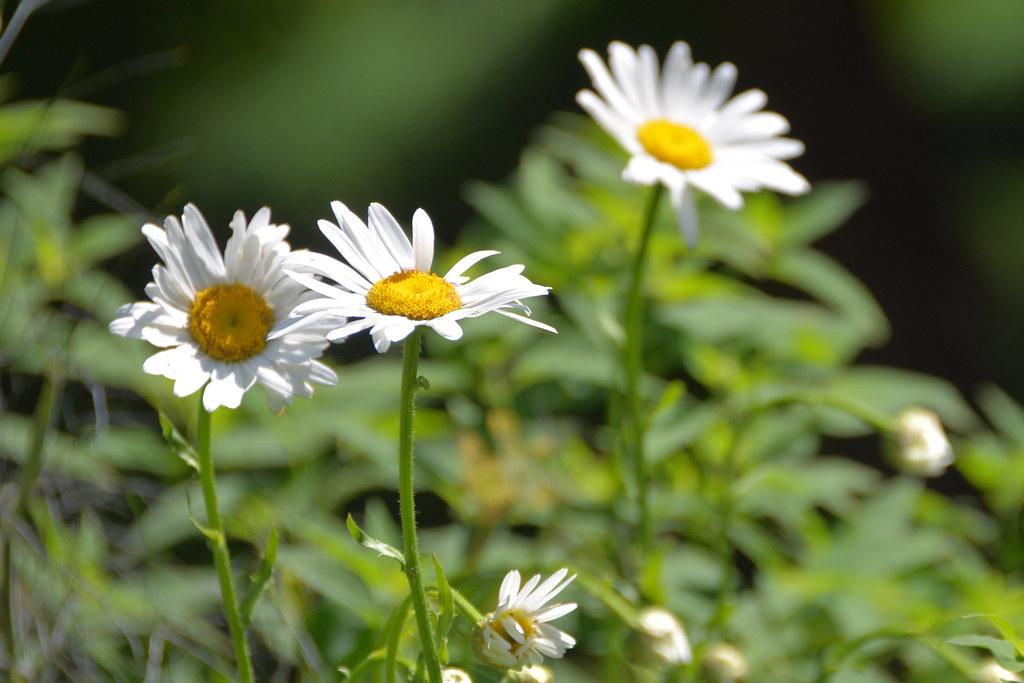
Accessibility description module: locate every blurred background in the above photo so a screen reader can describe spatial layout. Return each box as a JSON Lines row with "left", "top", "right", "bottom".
{"left": 10, "top": 0, "right": 1024, "bottom": 401}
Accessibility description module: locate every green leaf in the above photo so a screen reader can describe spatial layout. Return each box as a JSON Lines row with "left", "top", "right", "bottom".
{"left": 159, "top": 413, "right": 199, "bottom": 471}
{"left": 964, "top": 614, "right": 1024, "bottom": 658}
{"left": 977, "top": 384, "right": 1024, "bottom": 447}
{"left": 346, "top": 514, "right": 405, "bottom": 566}
{"left": 240, "top": 527, "right": 279, "bottom": 628}
{"left": 782, "top": 181, "right": 868, "bottom": 246}
{"left": 384, "top": 596, "right": 413, "bottom": 683}
{"left": 432, "top": 555, "right": 454, "bottom": 648}
{"left": 947, "top": 634, "right": 1019, "bottom": 667}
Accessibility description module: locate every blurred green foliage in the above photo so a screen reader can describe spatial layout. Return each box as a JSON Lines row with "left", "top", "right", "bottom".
{"left": 3, "top": 4, "right": 1024, "bottom": 682}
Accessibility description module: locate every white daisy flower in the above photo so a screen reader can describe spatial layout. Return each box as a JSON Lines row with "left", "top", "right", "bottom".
{"left": 109, "top": 204, "right": 340, "bottom": 412}
{"left": 281, "top": 201, "right": 555, "bottom": 353}
{"left": 637, "top": 607, "right": 692, "bottom": 666}
{"left": 576, "top": 41, "right": 810, "bottom": 244}
{"left": 474, "top": 568, "right": 577, "bottom": 669}
{"left": 894, "top": 407, "right": 954, "bottom": 477}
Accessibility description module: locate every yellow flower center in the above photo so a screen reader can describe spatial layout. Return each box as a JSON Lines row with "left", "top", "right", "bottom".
{"left": 637, "top": 118, "right": 713, "bottom": 170}
{"left": 188, "top": 283, "right": 273, "bottom": 362}
{"left": 493, "top": 611, "right": 536, "bottom": 653}
{"left": 366, "top": 270, "right": 461, "bottom": 321}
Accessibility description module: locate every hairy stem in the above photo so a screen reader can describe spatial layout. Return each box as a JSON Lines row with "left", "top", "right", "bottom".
{"left": 398, "top": 328, "right": 443, "bottom": 683}
{"left": 196, "top": 404, "right": 254, "bottom": 683}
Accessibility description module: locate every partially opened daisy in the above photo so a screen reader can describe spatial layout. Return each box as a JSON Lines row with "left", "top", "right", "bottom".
{"left": 474, "top": 568, "right": 577, "bottom": 668}
{"left": 282, "top": 201, "right": 555, "bottom": 352}
{"left": 577, "top": 41, "right": 809, "bottom": 244}
{"left": 110, "top": 204, "right": 340, "bottom": 412}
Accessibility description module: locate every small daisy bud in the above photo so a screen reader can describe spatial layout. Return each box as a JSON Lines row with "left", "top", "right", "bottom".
{"left": 703, "top": 643, "right": 748, "bottom": 683}
{"left": 474, "top": 568, "right": 577, "bottom": 668}
{"left": 975, "top": 659, "right": 1023, "bottom": 683}
{"left": 637, "top": 607, "right": 692, "bottom": 665}
{"left": 506, "top": 665, "right": 554, "bottom": 683}
{"left": 442, "top": 667, "right": 473, "bottom": 683}
{"left": 894, "top": 408, "right": 954, "bottom": 476}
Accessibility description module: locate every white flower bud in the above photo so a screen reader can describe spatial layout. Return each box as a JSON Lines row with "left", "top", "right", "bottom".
{"left": 895, "top": 408, "right": 953, "bottom": 476}
{"left": 975, "top": 659, "right": 1023, "bottom": 683}
{"left": 442, "top": 668, "right": 473, "bottom": 683}
{"left": 637, "top": 607, "right": 692, "bottom": 665}
{"left": 506, "top": 665, "right": 554, "bottom": 683}
{"left": 703, "top": 643, "right": 748, "bottom": 682}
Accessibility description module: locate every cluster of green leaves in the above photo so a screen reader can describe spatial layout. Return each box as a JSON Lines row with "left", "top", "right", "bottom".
{"left": 2, "top": 110, "right": 1024, "bottom": 683}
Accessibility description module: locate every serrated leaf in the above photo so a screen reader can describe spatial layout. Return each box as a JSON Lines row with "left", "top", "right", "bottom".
{"left": 240, "top": 527, "right": 278, "bottom": 628}
{"left": 347, "top": 514, "right": 405, "bottom": 566}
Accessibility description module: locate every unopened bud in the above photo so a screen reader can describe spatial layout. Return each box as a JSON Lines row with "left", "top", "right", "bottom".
{"left": 894, "top": 408, "right": 953, "bottom": 476}
{"left": 974, "top": 659, "right": 1023, "bottom": 683}
{"left": 443, "top": 667, "right": 473, "bottom": 683}
{"left": 507, "top": 664, "right": 554, "bottom": 683}
{"left": 637, "top": 607, "right": 692, "bottom": 665}
{"left": 703, "top": 643, "right": 748, "bottom": 682}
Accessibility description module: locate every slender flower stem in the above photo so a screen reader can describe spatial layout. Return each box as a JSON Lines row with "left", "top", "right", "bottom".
{"left": 398, "top": 328, "right": 443, "bottom": 683}
{"left": 2, "top": 374, "right": 61, "bottom": 679}
{"left": 622, "top": 185, "right": 664, "bottom": 551}
{"left": 195, "top": 404, "right": 254, "bottom": 683}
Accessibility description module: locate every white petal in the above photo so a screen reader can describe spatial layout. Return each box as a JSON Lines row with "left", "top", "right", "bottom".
{"left": 412, "top": 208, "right": 434, "bottom": 272}
{"left": 182, "top": 203, "right": 227, "bottom": 283}
{"left": 203, "top": 362, "right": 257, "bottom": 411}
{"left": 493, "top": 309, "right": 557, "bottom": 334}
{"left": 499, "top": 570, "right": 522, "bottom": 606}
{"left": 368, "top": 202, "right": 415, "bottom": 270}
{"left": 443, "top": 250, "right": 500, "bottom": 284}
{"left": 428, "top": 317, "right": 463, "bottom": 341}
{"left": 578, "top": 47, "right": 641, "bottom": 121}
{"left": 622, "top": 155, "right": 663, "bottom": 185}
{"left": 371, "top": 327, "right": 391, "bottom": 353}
{"left": 576, "top": 90, "right": 640, "bottom": 152}
{"left": 670, "top": 184, "right": 699, "bottom": 247}
{"left": 688, "top": 171, "right": 744, "bottom": 209}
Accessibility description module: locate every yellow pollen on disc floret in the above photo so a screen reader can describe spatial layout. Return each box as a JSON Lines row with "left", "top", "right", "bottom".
{"left": 366, "top": 270, "right": 461, "bottom": 321}
{"left": 637, "top": 118, "right": 713, "bottom": 170}
{"left": 188, "top": 283, "right": 274, "bottom": 362}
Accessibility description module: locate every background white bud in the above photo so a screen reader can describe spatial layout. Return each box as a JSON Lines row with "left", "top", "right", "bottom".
{"left": 975, "top": 659, "right": 1024, "bottom": 683}
{"left": 895, "top": 407, "right": 954, "bottom": 476}
{"left": 442, "top": 667, "right": 473, "bottom": 683}
{"left": 637, "top": 607, "right": 692, "bottom": 665}
{"left": 703, "top": 643, "right": 748, "bottom": 683}
{"left": 507, "top": 664, "right": 554, "bottom": 683}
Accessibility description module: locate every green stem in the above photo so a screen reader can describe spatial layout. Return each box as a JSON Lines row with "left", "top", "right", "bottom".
{"left": 623, "top": 185, "right": 664, "bottom": 552}
{"left": 195, "top": 404, "right": 254, "bottom": 683}
{"left": 398, "top": 329, "right": 443, "bottom": 683}
{"left": 2, "top": 374, "right": 61, "bottom": 679}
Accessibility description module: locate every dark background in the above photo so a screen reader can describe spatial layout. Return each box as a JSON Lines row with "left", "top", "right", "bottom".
{"left": 11, "top": 0, "right": 1024, "bottom": 407}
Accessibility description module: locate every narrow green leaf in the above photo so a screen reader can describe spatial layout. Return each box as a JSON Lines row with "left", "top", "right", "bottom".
{"left": 383, "top": 596, "right": 413, "bottom": 683}
{"left": 965, "top": 614, "right": 1024, "bottom": 658}
{"left": 240, "top": 526, "right": 279, "bottom": 628}
{"left": 432, "top": 554, "right": 455, "bottom": 652}
{"left": 158, "top": 413, "right": 198, "bottom": 471}
{"left": 946, "top": 635, "right": 1017, "bottom": 665}
{"left": 347, "top": 513, "right": 405, "bottom": 566}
